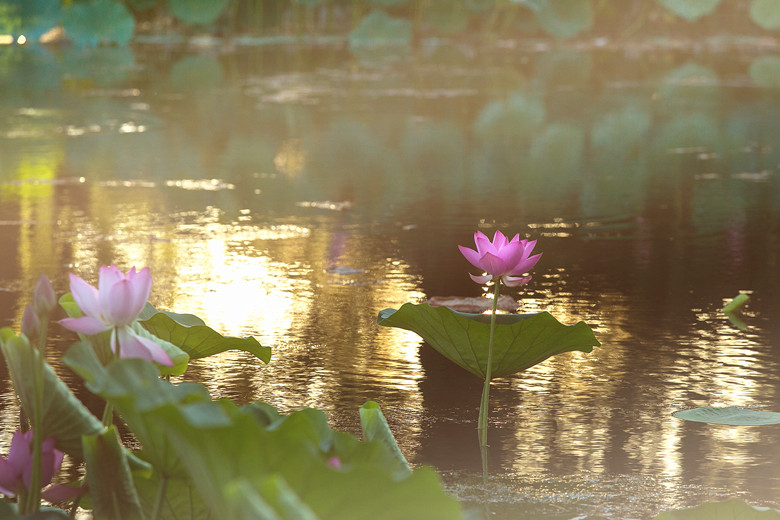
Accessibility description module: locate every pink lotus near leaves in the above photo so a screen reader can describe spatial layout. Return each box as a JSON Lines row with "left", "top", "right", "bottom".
{"left": 59, "top": 265, "right": 173, "bottom": 366}
{"left": 0, "top": 430, "right": 79, "bottom": 501}
{"left": 458, "top": 230, "right": 542, "bottom": 287}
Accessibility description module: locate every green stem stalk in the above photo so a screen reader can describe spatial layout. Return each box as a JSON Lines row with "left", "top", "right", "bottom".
{"left": 150, "top": 474, "right": 168, "bottom": 520}
{"left": 477, "top": 282, "right": 500, "bottom": 449}
{"left": 25, "top": 318, "right": 48, "bottom": 513}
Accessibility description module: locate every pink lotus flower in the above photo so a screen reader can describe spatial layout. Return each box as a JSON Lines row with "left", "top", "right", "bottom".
{"left": 59, "top": 265, "right": 173, "bottom": 366}
{"left": 458, "top": 230, "right": 542, "bottom": 287}
{"left": 0, "top": 430, "right": 81, "bottom": 502}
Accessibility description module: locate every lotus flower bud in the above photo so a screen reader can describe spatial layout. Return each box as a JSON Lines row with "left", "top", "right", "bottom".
{"left": 21, "top": 304, "right": 40, "bottom": 339}
{"left": 33, "top": 274, "right": 56, "bottom": 317}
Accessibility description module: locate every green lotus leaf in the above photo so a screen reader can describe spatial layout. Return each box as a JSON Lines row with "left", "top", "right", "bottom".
{"left": 63, "top": 0, "right": 135, "bottom": 47}
{"left": 359, "top": 401, "right": 411, "bottom": 476}
{"left": 653, "top": 498, "right": 780, "bottom": 519}
{"left": 133, "top": 473, "right": 211, "bottom": 520}
{"left": 138, "top": 302, "right": 271, "bottom": 363}
{"left": 169, "top": 0, "right": 229, "bottom": 25}
{"left": 60, "top": 294, "right": 189, "bottom": 376}
{"left": 377, "top": 303, "right": 599, "bottom": 379}
{"left": 0, "top": 331, "right": 103, "bottom": 458}
{"left": 0, "top": 0, "right": 61, "bottom": 43}
{"left": 63, "top": 346, "right": 210, "bottom": 476}
{"left": 656, "top": 0, "right": 721, "bottom": 21}
{"left": 750, "top": 56, "right": 780, "bottom": 87}
{"left": 82, "top": 427, "right": 144, "bottom": 520}
{"left": 129, "top": 383, "right": 459, "bottom": 518}
{"left": 348, "top": 10, "right": 411, "bottom": 47}
{"left": 750, "top": 0, "right": 780, "bottom": 30}
{"left": 535, "top": 0, "right": 593, "bottom": 39}
{"left": 673, "top": 406, "right": 780, "bottom": 426}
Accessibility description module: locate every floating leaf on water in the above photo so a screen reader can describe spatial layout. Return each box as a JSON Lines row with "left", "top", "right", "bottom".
{"left": 653, "top": 498, "right": 780, "bottom": 519}
{"left": 672, "top": 406, "right": 780, "bottom": 426}
{"left": 655, "top": 0, "right": 721, "bottom": 21}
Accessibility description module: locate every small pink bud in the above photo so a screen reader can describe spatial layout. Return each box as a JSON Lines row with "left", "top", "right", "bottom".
{"left": 327, "top": 457, "right": 341, "bottom": 470}
{"left": 21, "top": 305, "right": 40, "bottom": 338}
{"left": 33, "top": 275, "right": 56, "bottom": 317}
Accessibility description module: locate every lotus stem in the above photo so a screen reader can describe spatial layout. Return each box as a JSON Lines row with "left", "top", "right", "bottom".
{"left": 150, "top": 474, "right": 168, "bottom": 520}
{"left": 26, "top": 318, "right": 49, "bottom": 513}
{"left": 477, "top": 282, "right": 500, "bottom": 449}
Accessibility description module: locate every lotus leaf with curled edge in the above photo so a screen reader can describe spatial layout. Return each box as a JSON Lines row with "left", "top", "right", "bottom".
{"left": 377, "top": 302, "right": 600, "bottom": 379}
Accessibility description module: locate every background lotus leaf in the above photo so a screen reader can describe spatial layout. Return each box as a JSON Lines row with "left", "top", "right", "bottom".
{"left": 673, "top": 406, "right": 780, "bottom": 426}
{"left": 653, "top": 498, "right": 780, "bottom": 519}
{"left": 377, "top": 303, "right": 599, "bottom": 379}
{"left": 138, "top": 302, "right": 271, "bottom": 363}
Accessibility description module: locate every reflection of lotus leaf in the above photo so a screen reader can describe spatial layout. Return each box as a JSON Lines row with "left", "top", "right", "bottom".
{"left": 401, "top": 121, "right": 466, "bottom": 182}
{"left": 63, "top": 0, "right": 135, "bottom": 47}
{"left": 426, "top": 0, "right": 470, "bottom": 34}
{"left": 655, "top": 113, "right": 721, "bottom": 151}
{"left": 749, "top": 56, "right": 780, "bottom": 87}
{"left": 170, "top": 0, "right": 229, "bottom": 25}
{"left": 63, "top": 47, "right": 135, "bottom": 87}
{"left": 657, "top": 63, "right": 720, "bottom": 113}
{"left": 169, "top": 55, "right": 224, "bottom": 91}
{"left": 535, "top": 49, "right": 592, "bottom": 87}
{"left": 530, "top": 123, "right": 584, "bottom": 179}
{"left": 0, "top": 0, "right": 61, "bottom": 43}
{"left": 0, "top": 46, "right": 62, "bottom": 90}
{"left": 591, "top": 105, "right": 651, "bottom": 157}
{"left": 348, "top": 10, "right": 411, "bottom": 47}
{"left": 750, "top": 0, "right": 780, "bottom": 29}
{"left": 656, "top": 0, "right": 721, "bottom": 21}
{"left": 474, "top": 92, "right": 545, "bottom": 144}
{"left": 535, "top": 0, "right": 594, "bottom": 39}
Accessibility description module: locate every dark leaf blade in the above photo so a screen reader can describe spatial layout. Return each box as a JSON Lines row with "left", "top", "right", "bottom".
{"left": 377, "top": 303, "right": 599, "bottom": 379}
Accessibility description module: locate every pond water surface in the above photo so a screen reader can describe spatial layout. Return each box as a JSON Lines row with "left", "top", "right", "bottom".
{"left": 1, "top": 38, "right": 780, "bottom": 518}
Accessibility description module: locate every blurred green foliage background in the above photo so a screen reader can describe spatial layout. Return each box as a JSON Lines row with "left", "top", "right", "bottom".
{"left": 1, "top": 0, "right": 780, "bottom": 47}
